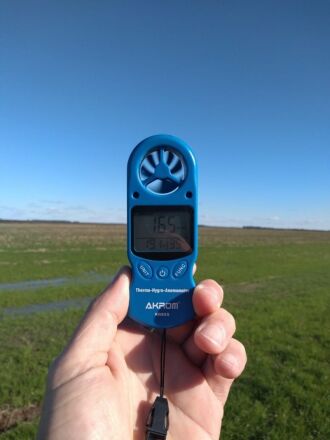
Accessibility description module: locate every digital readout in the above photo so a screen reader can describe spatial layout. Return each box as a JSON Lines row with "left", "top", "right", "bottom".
{"left": 133, "top": 206, "right": 193, "bottom": 254}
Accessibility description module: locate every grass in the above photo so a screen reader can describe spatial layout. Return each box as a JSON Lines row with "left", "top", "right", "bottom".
{"left": 0, "top": 222, "right": 329, "bottom": 439}
{"left": 0, "top": 283, "right": 105, "bottom": 309}
{"left": 224, "top": 276, "right": 329, "bottom": 439}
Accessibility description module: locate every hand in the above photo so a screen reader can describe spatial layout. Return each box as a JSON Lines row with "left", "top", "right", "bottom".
{"left": 38, "top": 267, "right": 247, "bottom": 440}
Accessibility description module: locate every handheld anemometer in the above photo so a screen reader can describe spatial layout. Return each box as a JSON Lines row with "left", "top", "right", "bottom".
{"left": 127, "top": 134, "right": 198, "bottom": 329}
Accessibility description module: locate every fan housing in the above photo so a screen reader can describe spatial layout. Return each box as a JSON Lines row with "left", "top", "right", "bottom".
{"left": 140, "top": 147, "right": 186, "bottom": 194}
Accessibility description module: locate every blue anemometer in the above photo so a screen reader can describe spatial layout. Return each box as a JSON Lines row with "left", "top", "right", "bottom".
{"left": 127, "top": 134, "right": 198, "bottom": 329}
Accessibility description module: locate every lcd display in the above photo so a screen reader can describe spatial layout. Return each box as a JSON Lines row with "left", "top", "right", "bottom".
{"left": 132, "top": 206, "right": 193, "bottom": 257}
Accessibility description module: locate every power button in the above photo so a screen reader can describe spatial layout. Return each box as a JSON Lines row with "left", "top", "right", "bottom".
{"left": 157, "top": 266, "right": 169, "bottom": 279}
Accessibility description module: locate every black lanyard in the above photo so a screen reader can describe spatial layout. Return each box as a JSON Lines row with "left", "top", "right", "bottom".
{"left": 145, "top": 330, "right": 169, "bottom": 439}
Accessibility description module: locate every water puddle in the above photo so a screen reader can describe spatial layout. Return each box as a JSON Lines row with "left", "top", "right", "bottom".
{"left": 2, "top": 297, "right": 93, "bottom": 317}
{"left": 0, "top": 272, "right": 114, "bottom": 317}
{"left": 0, "top": 272, "right": 113, "bottom": 292}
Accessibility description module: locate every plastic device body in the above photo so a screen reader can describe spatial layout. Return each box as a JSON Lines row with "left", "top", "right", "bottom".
{"left": 127, "top": 134, "right": 198, "bottom": 328}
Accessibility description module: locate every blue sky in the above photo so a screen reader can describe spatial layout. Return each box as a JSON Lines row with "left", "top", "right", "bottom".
{"left": 1, "top": 0, "right": 329, "bottom": 229}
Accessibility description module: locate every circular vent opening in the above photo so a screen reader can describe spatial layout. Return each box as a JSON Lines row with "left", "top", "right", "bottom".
{"left": 140, "top": 147, "right": 185, "bottom": 194}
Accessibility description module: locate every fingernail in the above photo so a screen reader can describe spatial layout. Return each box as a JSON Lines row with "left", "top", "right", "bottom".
{"left": 219, "top": 353, "right": 239, "bottom": 369}
{"left": 208, "top": 287, "right": 221, "bottom": 307}
{"left": 197, "top": 323, "right": 226, "bottom": 348}
{"left": 196, "top": 284, "right": 220, "bottom": 307}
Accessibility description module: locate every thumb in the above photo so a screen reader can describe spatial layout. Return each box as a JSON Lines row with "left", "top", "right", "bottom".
{"left": 51, "top": 267, "right": 130, "bottom": 387}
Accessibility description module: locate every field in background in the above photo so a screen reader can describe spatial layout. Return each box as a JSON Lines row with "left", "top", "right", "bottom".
{"left": 0, "top": 222, "right": 329, "bottom": 439}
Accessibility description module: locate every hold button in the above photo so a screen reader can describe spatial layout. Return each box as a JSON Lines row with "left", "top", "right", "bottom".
{"left": 137, "top": 261, "right": 153, "bottom": 279}
{"left": 173, "top": 260, "right": 188, "bottom": 278}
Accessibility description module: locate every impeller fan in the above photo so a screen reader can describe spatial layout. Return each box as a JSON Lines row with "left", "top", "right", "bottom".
{"left": 140, "top": 147, "right": 185, "bottom": 194}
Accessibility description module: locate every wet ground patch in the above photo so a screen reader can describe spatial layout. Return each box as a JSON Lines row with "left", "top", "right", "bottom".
{"left": 0, "top": 272, "right": 113, "bottom": 292}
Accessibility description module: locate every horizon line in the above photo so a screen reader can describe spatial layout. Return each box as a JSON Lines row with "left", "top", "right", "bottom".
{"left": 0, "top": 218, "right": 329, "bottom": 233}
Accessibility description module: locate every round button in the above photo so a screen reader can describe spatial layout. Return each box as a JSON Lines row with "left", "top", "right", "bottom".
{"left": 157, "top": 266, "right": 169, "bottom": 279}
{"left": 173, "top": 260, "right": 188, "bottom": 278}
{"left": 137, "top": 261, "right": 153, "bottom": 279}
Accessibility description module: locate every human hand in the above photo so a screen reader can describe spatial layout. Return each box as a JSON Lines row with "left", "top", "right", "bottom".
{"left": 38, "top": 267, "right": 247, "bottom": 440}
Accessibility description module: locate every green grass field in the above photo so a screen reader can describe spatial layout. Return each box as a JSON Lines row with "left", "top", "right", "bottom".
{"left": 0, "top": 222, "right": 329, "bottom": 439}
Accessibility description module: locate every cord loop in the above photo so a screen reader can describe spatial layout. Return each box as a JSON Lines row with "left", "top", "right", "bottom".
{"left": 145, "top": 330, "right": 169, "bottom": 439}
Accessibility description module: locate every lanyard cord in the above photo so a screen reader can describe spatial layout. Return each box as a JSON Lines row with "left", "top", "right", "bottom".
{"left": 145, "top": 329, "right": 169, "bottom": 440}
{"left": 160, "top": 329, "right": 166, "bottom": 397}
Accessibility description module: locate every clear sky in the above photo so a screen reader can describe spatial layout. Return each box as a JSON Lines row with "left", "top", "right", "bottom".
{"left": 1, "top": 0, "right": 329, "bottom": 229}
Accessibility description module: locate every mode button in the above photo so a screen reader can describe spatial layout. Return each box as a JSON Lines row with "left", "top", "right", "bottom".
{"left": 173, "top": 260, "right": 188, "bottom": 278}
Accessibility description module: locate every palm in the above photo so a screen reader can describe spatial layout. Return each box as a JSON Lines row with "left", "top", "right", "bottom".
{"left": 99, "top": 319, "right": 223, "bottom": 440}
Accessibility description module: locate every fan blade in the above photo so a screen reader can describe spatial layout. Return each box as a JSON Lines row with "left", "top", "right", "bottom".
{"left": 160, "top": 179, "right": 175, "bottom": 193}
{"left": 143, "top": 175, "right": 157, "bottom": 186}
{"left": 141, "top": 165, "right": 153, "bottom": 177}
{"left": 169, "top": 173, "right": 181, "bottom": 184}
{"left": 147, "top": 153, "right": 157, "bottom": 169}
{"left": 159, "top": 148, "right": 166, "bottom": 164}
{"left": 166, "top": 151, "right": 175, "bottom": 166}
{"left": 171, "top": 159, "right": 183, "bottom": 174}
{"left": 149, "top": 179, "right": 163, "bottom": 193}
